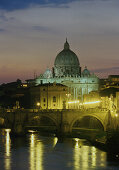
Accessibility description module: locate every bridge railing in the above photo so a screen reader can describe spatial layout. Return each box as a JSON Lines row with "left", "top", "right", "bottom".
{"left": 0, "top": 108, "right": 109, "bottom": 114}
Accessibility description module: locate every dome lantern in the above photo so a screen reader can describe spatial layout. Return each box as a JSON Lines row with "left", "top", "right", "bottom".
{"left": 64, "top": 38, "right": 70, "bottom": 50}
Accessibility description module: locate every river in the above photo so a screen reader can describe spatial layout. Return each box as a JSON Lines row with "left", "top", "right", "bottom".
{"left": 0, "top": 129, "right": 119, "bottom": 170}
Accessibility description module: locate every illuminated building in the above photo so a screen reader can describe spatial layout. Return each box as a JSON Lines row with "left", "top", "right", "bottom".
{"left": 100, "top": 75, "right": 119, "bottom": 90}
{"left": 83, "top": 91, "right": 100, "bottom": 108}
{"left": 100, "top": 75, "right": 119, "bottom": 110}
{"left": 108, "top": 75, "right": 119, "bottom": 83}
{"left": 30, "top": 83, "right": 68, "bottom": 109}
{"left": 27, "top": 39, "right": 99, "bottom": 103}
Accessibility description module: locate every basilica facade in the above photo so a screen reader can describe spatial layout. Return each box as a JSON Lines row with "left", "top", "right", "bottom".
{"left": 28, "top": 40, "right": 99, "bottom": 103}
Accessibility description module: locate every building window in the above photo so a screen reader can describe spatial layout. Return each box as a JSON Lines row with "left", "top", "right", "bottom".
{"left": 43, "top": 98, "right": 46, "bottom": 102}
{"left": 53, "top": 96, "right": 56, "bottom": 102}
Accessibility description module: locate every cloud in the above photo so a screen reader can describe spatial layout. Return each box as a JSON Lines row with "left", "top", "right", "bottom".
{"left": 0, "top": 28, "right": 5, "bottom": 32}
{"left": 0, "top": 13, "right": 8, "bottom": 21}
{"left": 0, "top": 12, "right": 15, "bottom": 22}
{"left": 0, "top": 0, "right": 74, "bottom": 11}
{"left": 0, "top": 0, "right": 119, "bottom": 11}
{"left": 32, "top": 25, "right": 51, "bottom": 32}
{"left": 92, "top": 67, "right": 119, "bottom": 73}
{"left": 90, "top": 67, "right": 119, "bottom": 78}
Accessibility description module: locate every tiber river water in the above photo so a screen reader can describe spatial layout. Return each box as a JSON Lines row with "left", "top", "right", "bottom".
{"left": 0, "top": 129, "right": 119, "bottom": 170}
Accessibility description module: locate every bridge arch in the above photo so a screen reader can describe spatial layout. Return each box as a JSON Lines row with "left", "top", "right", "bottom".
{"left": 39, "top": 115, "right": 58, "bottom": 127}
{"left": 70, "top": 113, "right": 106, "bottom": 132}
{"left": 28, "top": 114, "right": 58, "bottom": 131}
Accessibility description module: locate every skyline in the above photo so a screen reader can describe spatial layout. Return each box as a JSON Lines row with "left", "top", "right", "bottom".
{"left": 0, "top": 0, "right": 119, "bottom": 83}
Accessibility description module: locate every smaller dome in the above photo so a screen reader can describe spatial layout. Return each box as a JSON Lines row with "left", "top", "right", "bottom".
{"left": 43, "top": 68, "right": 52, "bottom": 78}
{"left": 82, "top": 66, "right": 90, "bottom": 76}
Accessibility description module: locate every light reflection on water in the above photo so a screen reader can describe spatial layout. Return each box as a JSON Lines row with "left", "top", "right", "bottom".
{"left": 73, "top": 140, "right": 107, "bottom": 170}
{"left": 0, "top": 129, "right": 119, "bottom": 170}
{"left": 5, "top": 129, "right": 11, "bottom": 170}
{"left": 30, "top": 133, "right": 43, "bottom": 170}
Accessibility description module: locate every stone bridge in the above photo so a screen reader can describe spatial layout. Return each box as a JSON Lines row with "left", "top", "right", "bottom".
{"left": 0, "top": 108, "right": 112, "bottom": 135}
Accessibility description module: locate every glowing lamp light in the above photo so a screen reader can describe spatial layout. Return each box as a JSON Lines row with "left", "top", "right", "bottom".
{"left": 28, "top": 130, "right": 35, "bottom": 133}
{"left": 68, "top": 101, "right": 79, "bottom": 104}
{"left": 74, "top": 138, "right": 79, "bottom": 142}
{"left": 5, "top": 129, "right": 11, "bottom": 133}
{"left": 83, "top": 101, "right": 101, "bottom": 105}
{"left": 68, "top": 100, "right": 101, "bottom": 105}
{"left": 23, "top": 84, "right": 27, "bottom": 87}
{"left": 37, "top": 102, "right": 40, "bottom": 106}
{"left": 66, "top": 93, "right": 71, "bottom": 97}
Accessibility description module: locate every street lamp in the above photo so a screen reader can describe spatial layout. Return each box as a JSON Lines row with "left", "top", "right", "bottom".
{"left": 36, "top": 102, "right": 40, "bottom": 109}
{"left": 37, "top": 102, "right": 40, "bottom": 106}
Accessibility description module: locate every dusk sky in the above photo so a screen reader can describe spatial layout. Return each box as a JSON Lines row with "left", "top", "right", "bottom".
{"left": 0, "top": 0, "right": 119, "bottom": 83}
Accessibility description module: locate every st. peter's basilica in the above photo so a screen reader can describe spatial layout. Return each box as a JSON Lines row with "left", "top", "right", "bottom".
{"left": 27, "top": 39, "right": 99, "bottom": 102}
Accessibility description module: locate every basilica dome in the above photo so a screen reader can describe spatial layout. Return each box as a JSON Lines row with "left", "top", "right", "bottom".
{"left": 54, "top": 40, "right": 80, "bottom": 66}
{"left": 54, "top": 39, "right": 81, "bottom": 77}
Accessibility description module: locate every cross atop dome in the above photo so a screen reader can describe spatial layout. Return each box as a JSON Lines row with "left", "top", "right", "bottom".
{"left": 64, "top": 38, "right": 70, "bottom": 50}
